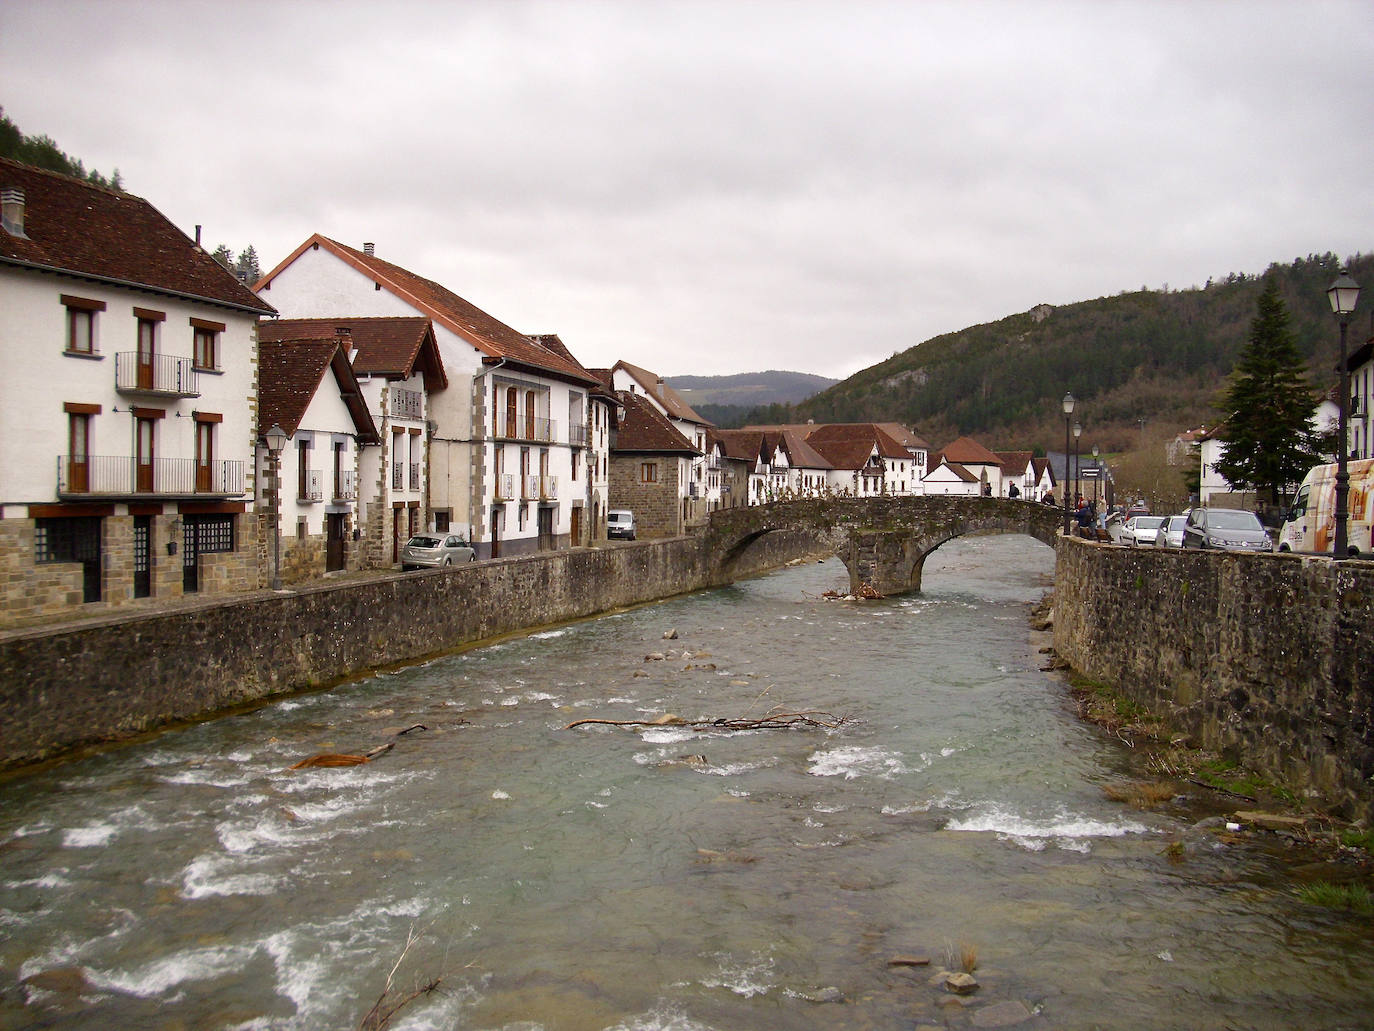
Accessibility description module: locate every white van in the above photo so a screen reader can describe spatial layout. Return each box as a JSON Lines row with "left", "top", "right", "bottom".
{"left": 1277, "top": 458, "right": 1374, "bottom": 556}
{"left": 607, "top": 509, "right": 636, "bottom": 541}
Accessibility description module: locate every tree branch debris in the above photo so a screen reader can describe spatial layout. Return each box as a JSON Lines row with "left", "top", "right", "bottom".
{"left": 564, "top": 708, "right": 853, "bottom": 732}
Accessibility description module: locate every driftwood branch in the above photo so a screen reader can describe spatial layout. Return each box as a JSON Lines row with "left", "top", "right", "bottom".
{"left": 358, "top": 924, "right": 444, "bottom": 1030}
{"left": 565, "top": 708, "right": 853, "bottom": 732}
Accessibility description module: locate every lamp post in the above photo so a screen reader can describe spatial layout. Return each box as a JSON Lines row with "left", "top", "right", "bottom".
{"left": 265, "top": 423, "right": 288, "bottom": 590}
{"left": 1062, "top": 392, "right": 1075, "bottom": 534}
{"left": 1327, "top": 269, "right": 1361, "bottom": 558}
{"left": 1091, "top": 443, "right": 1100, "bottom": 507}
{"left": 1072, "top": 420, "right": 1083, "bottom": 513}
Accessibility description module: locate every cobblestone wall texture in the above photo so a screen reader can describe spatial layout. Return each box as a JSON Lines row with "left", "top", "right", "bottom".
{"left": 0, "top": 530, "right": 819, "bottom": 769}
{"left": 1054, "top": 537, "right": 1374, "bottom": 820}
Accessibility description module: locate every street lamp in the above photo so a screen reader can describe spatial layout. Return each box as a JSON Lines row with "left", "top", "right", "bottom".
{"left": 1327, "top": 269, "right": 1360, "bottom": 558}
{"left": 1062, "top": 392, "right": 1075, "bottom": 534}
{"left": 1091, "top": 443, "right": 1101, "bottom": 507}
{"left": 265, "top": 422, "right": 288, "bottom": 590}
{"left": 1072, "top": 420, "right": 1083, "bottom": 514}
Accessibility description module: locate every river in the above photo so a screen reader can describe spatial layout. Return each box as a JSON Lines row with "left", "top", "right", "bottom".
{"left": 2, "top": 535, "right": 1371, "bottom": 1030}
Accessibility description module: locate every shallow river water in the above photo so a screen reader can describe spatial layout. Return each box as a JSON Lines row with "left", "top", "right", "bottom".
{"left": 2, "top": 535, "right": 1372, "bottom": 1031}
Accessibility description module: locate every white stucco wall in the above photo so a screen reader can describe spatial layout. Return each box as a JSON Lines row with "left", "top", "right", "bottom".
{"left": 0, "top": 266, "right": 259, "bottom": 511}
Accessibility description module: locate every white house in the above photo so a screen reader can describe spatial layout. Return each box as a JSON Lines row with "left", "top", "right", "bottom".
{"left": 934, "top": 436, "right": 1005, "bottom": 497}
{"left": 1347, "top": 335, "right": 1373, "bottom": 461}
{"left": 256, "top": 336, "right": 379, "bottom": 582}
{"left": 255, "top": 236, "right": 603, "bottom": 558}
{"left": 259, "top": 317, "right": 447, "bottom": 565}
{"left": 922, "top": 460, "right": 981, "bottom": 496}
{"left": 0, "top": 157, "right": 276, "bottom": 625}
{"left": 803, "top": 424, "right": 910, "bottom": 496}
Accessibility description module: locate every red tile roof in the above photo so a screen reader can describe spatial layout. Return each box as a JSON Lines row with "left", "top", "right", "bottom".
{"left": 995, "top": 450, "right": 1034, "bottom": 475}
{"left": 613, "top": 391, "right": 700, "bottom": 454}
{"left": 805, "top": 423, "right": 910, "bottom": 461}
{"left": 258, "top": 316, "right": 447, "bottom": 392}
{"left": 0, "top": 157, "right": 275, "bottom": 315}
{"left": 258, "top": 338, "right": 379, "bottom": 443}
{"left": 256, "top": 235, "right": 597, "bottom": 386}
{"left": 937, "top": 436, "right": 1003, "bottom": 467}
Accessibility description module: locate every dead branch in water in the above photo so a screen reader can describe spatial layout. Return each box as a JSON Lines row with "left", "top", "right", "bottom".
{"left": 358, "top": 923, "right": 444, "bottom": 1030}
{"left": 288, "top": 742, "right": 394, "bottom": 770}
{"left": 565, "top": 708, "right": 853, "bottom": 732}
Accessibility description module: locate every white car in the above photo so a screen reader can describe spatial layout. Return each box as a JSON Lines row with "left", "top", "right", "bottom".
{"left": 1153, "top": 515, "right": 1188, "bottom": 548}
{"left": 1121, "top": 515, "right": 1166, "bottom": 547}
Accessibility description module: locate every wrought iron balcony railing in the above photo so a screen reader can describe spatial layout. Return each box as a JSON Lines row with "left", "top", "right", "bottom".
{"left": 114, "top": 352, "right": 200, "bottom": 397}
{"left": 57, "top": 455, "right": 243, "bottom": 497}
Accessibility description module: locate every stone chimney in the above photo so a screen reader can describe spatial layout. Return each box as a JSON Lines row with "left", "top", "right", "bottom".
{"left": 363, "top": 242, "right": 375, "bottom": 257}
{"left": 1, "top": 188, "right": 27, "bottom": 238}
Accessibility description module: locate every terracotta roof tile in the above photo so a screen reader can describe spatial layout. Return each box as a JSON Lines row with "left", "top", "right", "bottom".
{"left": 937, "top": 436, "right": 1003, "bottom": 466}
{"left": 614, "top": 360, "right": 712, "bottom": 426}
{"left": 259, "top": 316, "right": 447, "bottom": 392}
{"left": 258, "top": 235, "right": 596, "bottom": 386}
{"left": 258, "top": 339, "right": 379, "bottom": 443}
{"left": 0, "top": 157, "right": 274, "bottom": 315}
{"left": 614, "top": 391, "right": 700, "bottom": 454}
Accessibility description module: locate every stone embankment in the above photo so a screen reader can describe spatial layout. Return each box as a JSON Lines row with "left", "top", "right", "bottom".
{"left": 0, "top": 531, "right": 821, "bottom": 771}
{"left": 1053, "top": 536, "right": 1374, "bottom": 822}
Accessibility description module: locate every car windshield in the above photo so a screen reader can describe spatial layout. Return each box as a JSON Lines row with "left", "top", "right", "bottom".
{"left": 406, "top": 537, "right": 442, "bottom": 548}
{"left": 1167, "top": 517, "right": 1187, "bottom": 530}
{"left": 1137, "top": 517, "right": 1165, "bottom": 529}
{"left": 1208, "top": 512, "right": 1262, "bottom": 530}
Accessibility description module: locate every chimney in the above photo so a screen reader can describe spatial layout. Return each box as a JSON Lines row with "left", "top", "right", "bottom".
{"left": 363, "top": 242, "right": 375, "bottom": 257}
{"left": 1, "top": 188, "right": 26, "bottom": 238}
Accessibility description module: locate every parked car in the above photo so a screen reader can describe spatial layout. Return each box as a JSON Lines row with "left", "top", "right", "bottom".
{"left": 607, "top": 509, "right": 636, "bottom": 540}
{"left": 1180, "top": 508, "right": 1272, "bottom": 552}
{"left": 1121, "top": 515, "right": 1166, "bottom": 547}
{"left": 1153, "top": 515, "right": 1188, "bottom": 548}
{"left": 400, "top": 534, "right": 476, "bottom": 569}
{"left": 1277, "top": 458, "right": 1374, "bottom": 556}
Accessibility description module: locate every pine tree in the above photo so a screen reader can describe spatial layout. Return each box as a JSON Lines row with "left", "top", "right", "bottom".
{"left": 210, "top": 244, "right": 235, "bottom": 270}
{"left": 234, "top": 245, "right": 260, "bottom": 284}
{"left": 1214, "top": 277, "right": 1321, "bottom": 507}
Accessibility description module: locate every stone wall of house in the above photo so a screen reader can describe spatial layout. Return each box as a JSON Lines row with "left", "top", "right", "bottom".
{"left": 0, "top": 512, "right": 260, "bottom": 628}
{"left": 609, "top": 456, "right": 683, "bottom": 538}
{"left": 1054, "top": 537, "right": 1374, "bottom": 821}
{"left": 0, "top": 529, "right": 824, "bottom": 769}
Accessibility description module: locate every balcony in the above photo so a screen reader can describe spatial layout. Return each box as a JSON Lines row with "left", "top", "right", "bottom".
{"left": 115, "top": 352, "right": 200, "bottom": 397}
{"left": 299, "top": 468, "right": 323, "bottom": 503}
{"left": 522, "top": 474, "right": 539, "bottom": 501}
{"left": 497, "top": 415, "right": 556, "bottom": 444}
{"left": 392, "top": 464, "right": 404, "bottom": 491}
{"left": 409, "top": 462, "right": 421, "bottom": 490}
{"left": 540, "top": 475, "right": 558, "bottom": 500}
{"left": 57, "top": 455, "right": 244, "bottom": 498}
{"left": 568, "top": 423, "right": 588, "bottom": 447}
{"left": 494, "top": 472, "right": 515, "bottom": 501}
{"left": 392, "top": 387, "right": 423, "bottom": 421}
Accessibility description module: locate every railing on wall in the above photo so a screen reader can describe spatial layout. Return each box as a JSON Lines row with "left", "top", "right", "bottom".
{"left": 58, "top": 455, "right": 243, "bottom": 496}
{"left": 114, "top": 352, "right": 200, "bottom": 397}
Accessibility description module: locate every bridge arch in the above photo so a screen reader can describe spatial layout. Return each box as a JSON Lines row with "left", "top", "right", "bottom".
{"left": 705, "top": 496, "right": 1060, "bottom": 596}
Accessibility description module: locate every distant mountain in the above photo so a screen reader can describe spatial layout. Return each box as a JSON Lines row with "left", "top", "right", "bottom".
{"left": 667, "top": 370, "right": 838, "bottom": 408}
{"left": 791, "top": 252, "right": 1372, "bottom": 452}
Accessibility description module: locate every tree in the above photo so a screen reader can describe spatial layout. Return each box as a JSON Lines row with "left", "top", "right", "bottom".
{"left": 234, "top": 246, "right": 260, "bottom": 284}
{"left": 1213, "top": 277, "right": 1321, "bottom": 507}
{"left": 210, "top": 244, "right": 235, "bottom": 270}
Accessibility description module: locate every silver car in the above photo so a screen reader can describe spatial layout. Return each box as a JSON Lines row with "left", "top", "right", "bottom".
{"left": 1180, "top": 508, "right": 1271, "bottom": 552}
{"left": 400, "top": 534, "right": 476, "bottom": 569}
{"left": 1153, "top": 515, "right": 1188, "bottom": 548}
{"left": 1121, "top": 515, "right": 1166, "bottom": 547}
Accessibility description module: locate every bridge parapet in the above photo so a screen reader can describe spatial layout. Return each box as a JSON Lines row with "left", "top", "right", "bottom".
{"left": 705, "top": 496, "right": 1061, "bottom": 595}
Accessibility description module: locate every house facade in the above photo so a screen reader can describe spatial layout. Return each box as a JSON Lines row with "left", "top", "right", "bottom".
{"left": 256, "top": 336, "right": 380, "bottom": 583}
{"left": 610, "top": 362, "right": 717, "bottom": 519}
{"left": 1346, "top": 336, "right": 1372, "bottom": 461}
{"left": 0, "top": 159, "right": 275, "bottom": 626}
{"left": 255, "top": 236, "right": 601, "bottom": 558}
{"left": 609, "top": 391, "right": 699, "bottom": 537}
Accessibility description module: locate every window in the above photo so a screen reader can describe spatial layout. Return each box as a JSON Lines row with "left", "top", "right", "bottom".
{"left": 434, "top": 511, "right": 450, "bottom": 533}
{"left": 35, "top": 516, "right": 103, "bottom": 602}
{"left": 641, "top": 462, "right": 658, "bottom": 484}
{"left": 190, "top": 318, "right": 223, "bottom": 370}
{"left": 66, "top": 410, "right": 92, "bottom": 492}
{"left": 298, "top": 439, "right": 310, "bottom": 499}
{"left": 195, "top": 419, "right": 214, "bottom": 491}
{"left": 505, "top": 386, "right": 518, "bottom": 438}
{"left": 62, "top": 295, "right": 105, "bottom": 354}
{"left": 189, "top": 513, "right": 235, "bottom": 553}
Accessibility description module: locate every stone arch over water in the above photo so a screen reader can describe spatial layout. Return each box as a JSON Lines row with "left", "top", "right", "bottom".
{"left": 706, "top": 496, "right": 1060, "bottom": 596}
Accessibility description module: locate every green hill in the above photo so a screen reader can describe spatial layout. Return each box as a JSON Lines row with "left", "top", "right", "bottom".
{"left": 792, "top": 252, "right": 1371, "bottom": 452}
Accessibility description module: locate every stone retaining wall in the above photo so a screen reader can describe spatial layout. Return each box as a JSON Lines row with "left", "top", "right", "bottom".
{"left": 0, "top": 530, "right": 821, "bottom": 770}
{"left": 1054, "top": 537, "right": 1374, "bottom": 820}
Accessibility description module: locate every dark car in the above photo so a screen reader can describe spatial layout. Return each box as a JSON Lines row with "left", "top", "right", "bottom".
{"left": 1180, "top": 508, "right": 1271, "bottom": 552}
{"left": 400, "top": 534, "right": 477, "bottom": 569}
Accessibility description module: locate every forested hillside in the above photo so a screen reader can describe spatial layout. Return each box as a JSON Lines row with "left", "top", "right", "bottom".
{"left": 790, "top": 252, "right": 1372, "bottom": 451}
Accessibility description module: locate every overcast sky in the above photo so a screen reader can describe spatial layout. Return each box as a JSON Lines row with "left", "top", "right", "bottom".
{"left": 4, "top": 1, "right": 1372, "bottom": 379}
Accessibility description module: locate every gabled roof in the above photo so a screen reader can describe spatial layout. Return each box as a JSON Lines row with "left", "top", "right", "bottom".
{"left": 613, "top": 360, "right": 712, "bottom": 426}
{"left": 809, "top": 436, "right": 883, "bottom": 471}
{"left": 258, "top": 316, "right": 447, "bottom": 392}
{"left": 774, "top": 428, "right": 832, "bottom": 470}
{"left": 996, "top": 450, "right": 1034, "bottom": 475}
{"left": 804, "top": 423, "right": 909, "bottom": 461}
{"left": 0, "top": 157, "right": 275, "bottom": 315}
{"left": 256, "top": 234, "right": 597, "bottom": 386}
{"left": 874, "top": 423, "right": 931, "bottom": 450}
{"left": 926, "top": 460, "right": 978, "bottom": 483}
{"left": 710, "top": 429, "right": 768, "bottom": 463}
{"left": 258, "top": 338, "right": 380, "bottom": 444}
{"left": 613, "top": 391, "right": 700, "bottom": 454}
{"left": 937, "top": 436, "right": 1004, "bottom": 467}
{"left": 1032, "top": 456, "right": 1053, "bottom": 483}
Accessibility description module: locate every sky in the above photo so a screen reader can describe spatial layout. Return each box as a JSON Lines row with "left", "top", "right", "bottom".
{"left": 4, "top": 1, "right": 1373, "bottom": 381}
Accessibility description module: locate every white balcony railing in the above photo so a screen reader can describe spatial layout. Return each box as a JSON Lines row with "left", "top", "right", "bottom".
{"left": 541, "top": 475, "right": 558, "bottom": 500}
{"left": 494, "top": 472, "right": 515, "bottom": 501}
{"left": 301, "top": 468, "right": 323, "bottom": 502}
{"left": 523, "top": 474, "right": 539, "bottom": 500}
{"left": 338, "top": 469, "right": 357, "bottom": 501}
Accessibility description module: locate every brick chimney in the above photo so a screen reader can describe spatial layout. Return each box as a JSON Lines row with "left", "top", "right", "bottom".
{"left": 1, "top": 188, "right": 26, "bottom": 238}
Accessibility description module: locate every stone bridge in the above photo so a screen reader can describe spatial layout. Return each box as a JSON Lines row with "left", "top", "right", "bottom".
{"left": 704, "top": 495, "right": 1061, "bottom": 596}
